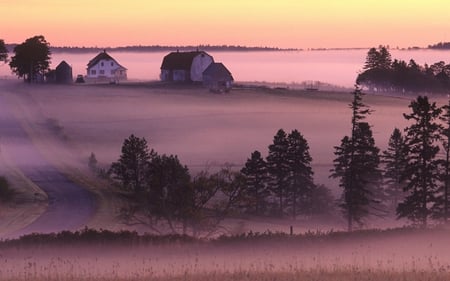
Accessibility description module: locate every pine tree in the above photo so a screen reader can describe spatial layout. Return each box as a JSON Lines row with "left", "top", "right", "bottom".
{"left": 286, "top": 129, "right": 315, "bottom": 218}
{"left": 382, "top": 128, "right": 408, "bottom": 213}
{"left": 331, "top": 85, "right": 381, "bottom": 231}
{"left": 266, "top": 129, "right": 290, "bottom": 215}
{"left": 398, "top": 96, "right": 442, "bottom": 227}
{"left": 109, "top": 134, "right": 155, "bottom": 195}
{"left": 435, "top": 99, "right": 450, "bottom": 222}
{"left": 241, "top": 150, "right": 270, "bottom": 215}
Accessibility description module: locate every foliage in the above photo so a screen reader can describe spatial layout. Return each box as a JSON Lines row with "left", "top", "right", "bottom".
{"left": 331, "top": 86, "right": 382, "bottom": 231}
{"left": 436, "top": 100, "right": 450, "bottom": 222}
{"left": 266, "top": 129, "right": 290, "bottom": 215}
{"left": 398, "top": 96, "right": 442, "bottom": 227}
{"left": 0, "top": 176, "right": 13, "bottom": 202}
{"left": 9, "top": 35, "right": 51, "bottom": 82}
{"left": 357, "top": 46, "right": 450, "bottom": 93}
{"left": 0, "top": 39, "right": 7, "bottom": 63}
{"left": 286, "top": 129, "right": 315, "bottom": 217}
{"left": 109, "top": 134, "right": 155, "bottom": 195}
{"left": 240, "top": 150, "right": 270, "bottom": 215}
{"left": 382, "top": 128, "right": 408, "bottom": 212}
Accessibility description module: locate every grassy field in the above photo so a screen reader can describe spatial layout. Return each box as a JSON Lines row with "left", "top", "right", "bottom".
{"left": 1, "top": 228, "right": 450, "bottom": 280}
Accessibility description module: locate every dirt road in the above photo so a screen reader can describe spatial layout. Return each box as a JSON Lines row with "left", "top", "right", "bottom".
{"left": 0, "top": 82, "right": 96, "bottom": 237}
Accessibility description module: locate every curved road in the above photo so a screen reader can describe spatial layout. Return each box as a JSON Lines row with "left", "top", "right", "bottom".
{"left": 0, "top": 85, "right": 96, "bottom": 237}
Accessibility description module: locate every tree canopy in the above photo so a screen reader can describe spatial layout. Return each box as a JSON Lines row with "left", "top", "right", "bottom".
{"left": 9, "top": 35, "right": 51, "bottom": 82}
{"left": 0, "top": 39, "right": 7, "bottom": 63}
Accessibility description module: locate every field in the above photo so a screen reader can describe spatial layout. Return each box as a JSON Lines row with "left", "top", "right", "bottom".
{"left": 1, "top": 228, "right": 450, "bottom": 280}
{"left": 2, "top": 80, "right": 450, "bottom": 279}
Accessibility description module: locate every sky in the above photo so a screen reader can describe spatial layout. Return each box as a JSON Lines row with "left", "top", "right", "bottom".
{"left": 1, "top": 0, "right": 450, "bottom": 49}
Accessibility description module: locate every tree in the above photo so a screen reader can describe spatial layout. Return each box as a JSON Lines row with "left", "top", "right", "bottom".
{"left": 382, "top": 128, "right": 408, "bottom": 213}
{"left": 398, "top": 96, "right": 442, "bottom": 227}
{"left": 266, "top": 129, "right": 290, "bottom": 215}
{"left": 9, "top": 35, "right": 51, "bottom": 82}
{"left": 109, "top": 134, "right": 155, "bottom": 195}
{"left": 436, "top": 100, "right": 450, "bottom": 222}
{"left": 240, "top": 150, "right": 270, "bottom": 215}
{"left": 286, "top": 129, "right": 315, "bottom": 218}
{"left": 0, "top": 39, "right": 7, "bottom": 63}
{"left": 330, "top": 86, "right": 382, "bottom": 231}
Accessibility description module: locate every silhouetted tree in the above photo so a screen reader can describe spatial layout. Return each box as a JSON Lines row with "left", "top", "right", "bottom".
{"left": 435, "top": 100, "right": 450, "bottom": 222}
{"left": 9, "top": 35, "right": 51, "bottom": 82}
{"left": 241, "top": 150, "right": 270, "bottom": 215}
{"left": 382, "top": 128, "right": 408, "bottom": 212}
{"left": 266, "top": 129, "right": 290, "bottom": 215}
{"left": 0, "top": 39, "right": 7, "bottom": 63}
{"left": 286, "top": 129, "right": 315, "bottom": 217}
{"left": 331, "top": 86, "right": 382, "bottom": 231}
{"left": 398, "top": 96, "right": 442, "bottom": 227}
{"left": 109, "top": 134, "right": 155, "bottom": 195}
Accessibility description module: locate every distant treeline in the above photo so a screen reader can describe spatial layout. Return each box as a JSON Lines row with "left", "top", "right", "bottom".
{"left": 5, "top": 44, "right": 298, "bottom": 53}
{"left": 428, "top": 42, "right": 450, "bottom": 49}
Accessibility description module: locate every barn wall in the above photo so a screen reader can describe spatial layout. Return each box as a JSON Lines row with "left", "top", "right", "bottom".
{"left": 191, "top": 54, "right": 213, "bottom": 82}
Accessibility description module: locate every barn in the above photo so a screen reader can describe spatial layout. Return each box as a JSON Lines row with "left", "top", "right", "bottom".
{"left": 202, "top": 62, "right": 234, "bottom": 92}
{"left": 160, "top": 50, "right": 214, "bottom": 82}
{"left": 86, "top": 50, "right": 127, "bottom": 83}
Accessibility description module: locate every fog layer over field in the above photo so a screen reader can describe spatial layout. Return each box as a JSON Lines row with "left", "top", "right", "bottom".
{"left": 3, "top": 81, "right": 418, "bottom": 190}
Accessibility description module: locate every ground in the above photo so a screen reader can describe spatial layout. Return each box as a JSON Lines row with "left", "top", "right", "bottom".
{"left": 0, "top": 80, "right": 436, "bottom": 236}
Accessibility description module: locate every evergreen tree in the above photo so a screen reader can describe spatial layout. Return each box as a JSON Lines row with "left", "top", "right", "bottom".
{"left": 109, "top": 134, "right": 155, "bottom": 195}
{"left": 266, "top": 129, "right": 290, "bottom": 215}
{"left": 436, "top": 99, "right": 450, "bottom": 222}
{"left": 241, "top": 150, "right": 270, "bottom": 215}
{"left": 286, "top": 129, "right": 315, "bottom": 218}
{"left": 331, "top": 86, "right": 381, "bottom": 231}
{"left": 398, "top": 96, "right": 442, "bottom": 227}
{"left": 382, "top": 128, "right": 408, "bottom": 212}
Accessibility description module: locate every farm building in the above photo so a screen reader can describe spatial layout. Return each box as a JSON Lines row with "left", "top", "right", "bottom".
{"left": 202, "top": 62, "right": 234, "bottom": 92}
{"left": 55, "top": 61, "right": 73, "bottom": 83}
{"left": 160, "top": 51, "right": 214, "bottom": 82}
{"left": 46, "top": 60, "right": 73, "bottom": 84}
{"left": 86, "top": 50, "right": 127, "bottom": 82}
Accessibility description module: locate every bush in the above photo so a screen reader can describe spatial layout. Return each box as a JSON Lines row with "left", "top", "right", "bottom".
{"left": 0, "top": 176, "right": 13, "bottom": 202}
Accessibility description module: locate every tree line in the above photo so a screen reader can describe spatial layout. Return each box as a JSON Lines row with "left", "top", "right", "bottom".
{"left": 99, "top": 86, "right": 450, "bottom": 234}
{"left": 357, "top": 46, "right": 450, "bottom": 94}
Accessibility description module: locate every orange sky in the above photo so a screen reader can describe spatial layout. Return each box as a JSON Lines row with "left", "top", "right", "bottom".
{"left": 1, "top": 0, "right": 450, "bottom": 48}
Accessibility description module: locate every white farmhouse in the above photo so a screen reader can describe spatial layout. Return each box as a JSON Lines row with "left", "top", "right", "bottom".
{"left": 86, "top": 50, "right": 127, "bottom": 82}
{"left": 160, "top": 50, "right": 213, "bottom": 82}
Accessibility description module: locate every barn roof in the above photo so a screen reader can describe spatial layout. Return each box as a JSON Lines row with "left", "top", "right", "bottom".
{"left": 203, "top": 63, "right": 233, "bottom": 81}
{"left": 87, "top": 50, "right": 127, "bottom": 69}
{"left": 161, "top": 51, "right": 211, "bottom": 70}
{"left": 56, "top": 60, "right": 71, "bottom": 71}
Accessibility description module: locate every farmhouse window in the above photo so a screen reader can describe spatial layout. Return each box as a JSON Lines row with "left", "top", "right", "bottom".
{"left": 111, "top": 62, "right": 114, "bottom": 66}
{"left": 101, "top": 62, "right": 104, "bottom": 67}
{"left": 100, "top": 70, "right": 105, "bottom": 75}
{"left": 91, "top": 70, "right": 96, "bottom": 75}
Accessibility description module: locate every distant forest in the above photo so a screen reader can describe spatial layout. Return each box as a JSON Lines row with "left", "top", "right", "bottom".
{"left": 428, "top": 42, "right": 450, "bottom": 49}
{"left": 5, "top": 44, "right": 298, "bottom": 53}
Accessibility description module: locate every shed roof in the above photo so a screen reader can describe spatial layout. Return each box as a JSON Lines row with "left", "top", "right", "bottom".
{"left": 203, "top": 63, "right": 233, "bottom": 81}
{"left": 161, "top": 51, "right": 211, "bottom": 70}
{"left": 87, "top": 50, "right": 127, "bottom": 70}
{"left": 56, "top": 60, "right": 71, "bottom": 71}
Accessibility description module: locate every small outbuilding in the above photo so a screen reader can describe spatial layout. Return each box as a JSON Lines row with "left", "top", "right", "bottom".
{"left": 202, "top": 62, "right": 234, "bottom": 92}
{"left": 86, "top": 50, "right": 127, "bottom": 83}
{"left": 55, "top": 61, "right": 73, "bottom": 84}
{"left": 160, "top": 50, "right": 214, "bottom": 82}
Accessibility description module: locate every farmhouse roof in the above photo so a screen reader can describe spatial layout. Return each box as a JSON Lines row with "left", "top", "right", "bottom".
{"left": 203, "top": 62, "right": 233, "bottom": 80}
{"left": 87, "top": 50, "right": 127, "bottom": 69}
{"left": 161, "top": 51, "right": 210, "bottom": 70}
